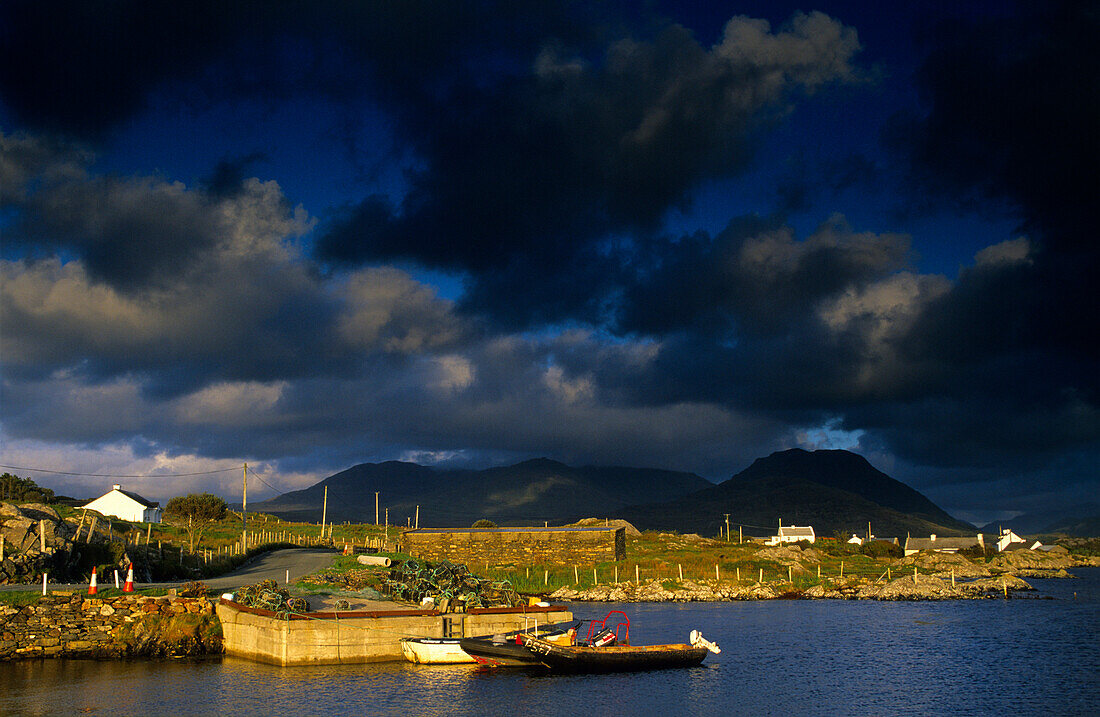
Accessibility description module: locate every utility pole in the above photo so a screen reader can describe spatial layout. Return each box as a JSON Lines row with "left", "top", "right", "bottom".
{"left": 415, "top": 505, "right": 419, "bottom": 529}
{"left": 375, "top": 492, "right": 379, "bottom": 526}
{"left": 321, "top": 486, "right": 328, "bottom": 537}
{"left": 739, "top": 525, "right": 742, "bottom": 544}
{"left": 724, "top": 514, "right": 731, "bottom": 542}
{"left": 242, "top": 463, "right": 248, "bottom": 552}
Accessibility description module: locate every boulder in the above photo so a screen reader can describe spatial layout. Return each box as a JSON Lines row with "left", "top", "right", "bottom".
{"left": 567, "top": 517, "right": 641, "bottom": 536}
{"left": 894, "top": 551, "right": 991, "bottom": 578}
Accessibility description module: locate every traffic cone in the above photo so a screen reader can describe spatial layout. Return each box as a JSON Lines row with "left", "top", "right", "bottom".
{"left": 123, "top": 563, "right": 134, "bottom": 592}
{"left": 88, "top": 566, "right": 98, "bottom": 595}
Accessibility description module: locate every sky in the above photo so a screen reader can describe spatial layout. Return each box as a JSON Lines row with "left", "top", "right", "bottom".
{"left": 1, "top": 1, "right": 1096, "bottom": 526}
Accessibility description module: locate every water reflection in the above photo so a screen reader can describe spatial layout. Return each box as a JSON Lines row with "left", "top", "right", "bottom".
{"left": 1, "top": 569, "right": 1097, "bottom": 716}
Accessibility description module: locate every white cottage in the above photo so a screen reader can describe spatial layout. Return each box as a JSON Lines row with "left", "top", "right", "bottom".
{"left": 83, "top": 484, "right": 162, "bottom": 523}
{"left": 765, "top": 522, "right": 816, "bottom": 545}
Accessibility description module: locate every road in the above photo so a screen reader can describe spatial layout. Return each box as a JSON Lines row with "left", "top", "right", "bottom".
{"left": 0, "top": 547, "right": 338, "bottom": 593}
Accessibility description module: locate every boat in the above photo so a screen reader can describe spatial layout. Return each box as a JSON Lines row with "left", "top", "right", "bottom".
{"left": 458, "top": 621, "right": 579, "bottom": 667}
{"left": 518, "top": 610, "right": 720, "bottom": 673}
{"left": 400, "top": 637, "right": 475, "bottom": 664}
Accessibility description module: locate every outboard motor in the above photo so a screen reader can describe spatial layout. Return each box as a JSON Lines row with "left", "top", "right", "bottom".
{"left": 592, "top": 628, "right": 617, "bottom": 647}
{"left": 690, "top": 630, "right": 721, "bottom": 654}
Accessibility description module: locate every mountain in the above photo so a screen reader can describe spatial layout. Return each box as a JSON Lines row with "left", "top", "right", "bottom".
{"left": 978, "top": 502, "right": 1100, "bottom": 536}
{"left": 1041, "top": 514, "right": 1100, "bottom": 537}
{"left": 249, "top": 458, "right": 713, "bottom": 527}
{"left": 617, "top": 449, "right": 975, "bottom": 538}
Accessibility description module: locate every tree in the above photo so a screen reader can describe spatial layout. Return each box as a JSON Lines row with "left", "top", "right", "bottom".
{"left": 471, "top": 519, "right": 498, "bottom": 529}
{"left": 164, "top": 493, "right": 228, "bottom": 553}
{"left": 1, "top": 473, "right": 55, "bottom": 503}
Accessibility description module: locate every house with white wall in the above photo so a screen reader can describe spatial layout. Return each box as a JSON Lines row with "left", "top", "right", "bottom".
{"left": 903, "top": 534, "right": 980, "bottom": 556}
{"left": 765, "top": 522, "right": 816, "bottom": 545}
{"left": 83, "top": 484, "right": 162, "bottom": 523}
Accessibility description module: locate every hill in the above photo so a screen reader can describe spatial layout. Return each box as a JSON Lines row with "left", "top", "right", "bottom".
{"left": 249, "top": 458, "right": 713, "bottom": 527}
{"left": 617, "top": 449, "right": 975, "bottom": 538}
{"left": 978, "top": 502, "right": 1100, "bottom": 536}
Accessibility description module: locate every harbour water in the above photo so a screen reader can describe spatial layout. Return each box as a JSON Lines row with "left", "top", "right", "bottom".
{"left": 3, "top": 569, "right": 1098, "bottom": 716}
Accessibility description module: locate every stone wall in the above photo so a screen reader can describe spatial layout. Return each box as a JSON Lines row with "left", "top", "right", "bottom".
{"left": 0, "top": 592, "right": 221, "bottom": 660}
{"left": 400, "top": 527, "right": 626, "bottom": 565}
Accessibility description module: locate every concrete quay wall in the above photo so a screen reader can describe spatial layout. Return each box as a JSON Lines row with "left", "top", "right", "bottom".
{"left": 0, "top": 592, "right": 220, "bottom": 660}
{"left": 401, "top": 527, "right": 626, "bottom": 566}
{"left": 217, "top": 600, "right": 573, "bottom": 665}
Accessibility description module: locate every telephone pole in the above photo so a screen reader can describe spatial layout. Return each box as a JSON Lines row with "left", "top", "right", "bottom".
{"left": 724, "top": 514, "right": 731, "bottom": 542}
{"left": 242, "top": 463, "right": 248, "bottom": 551}
{"left": 375, "top": 492, "right": 379, "bottom": 526}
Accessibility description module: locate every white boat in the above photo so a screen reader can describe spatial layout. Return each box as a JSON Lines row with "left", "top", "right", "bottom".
{"left": 400, "top": 637, "right": 474, "bottom": 664}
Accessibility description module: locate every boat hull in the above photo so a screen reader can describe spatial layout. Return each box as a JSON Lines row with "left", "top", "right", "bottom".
{"left": 400, "top": 638, "right": 475, "bottom": 664}
{"left": 520, "top": 635, "right": 709, "bottom": 673}
{"left": 458, "top": 621, "right": 579, "bottom": 667}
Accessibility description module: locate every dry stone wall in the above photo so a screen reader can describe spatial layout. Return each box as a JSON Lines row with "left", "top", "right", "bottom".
{"left": 0, "top": 592, "right": 221, "bottom": 660}
{"left": 401, "top": 527, "right": 626, "bottom": 565}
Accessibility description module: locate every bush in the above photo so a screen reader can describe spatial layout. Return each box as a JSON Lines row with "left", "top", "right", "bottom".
{"left": 861, "top": 540, "right": 903, "bottom": 559}
{"left": 471, "top": 519, "right": 498, "bottom": 528}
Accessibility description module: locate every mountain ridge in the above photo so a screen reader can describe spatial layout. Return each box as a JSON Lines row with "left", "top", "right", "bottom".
{"left": 251, "top": 449, "right": 973, "bottom": 537}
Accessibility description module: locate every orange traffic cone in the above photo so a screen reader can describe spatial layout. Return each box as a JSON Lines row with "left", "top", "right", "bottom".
{"left": 123, "top": 563, "right": 134, "bottom": 592}
{"left": 88, "top": 566, "right": 98, "bottom": 595}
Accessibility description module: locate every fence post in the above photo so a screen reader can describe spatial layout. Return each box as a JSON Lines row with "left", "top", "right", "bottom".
{"left": 715, "top": 564, "right": 720, "bottom": 581}
{"left": 678, "top": 564, "right": 683, "bottom": 581}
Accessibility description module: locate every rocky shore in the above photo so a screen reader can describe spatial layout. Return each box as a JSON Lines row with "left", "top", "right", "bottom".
{"left": 550, "top": 542, "right": 1098, "bottom": 602}
{"left": 0, "top": 592, "right": 221, "bottom": 661}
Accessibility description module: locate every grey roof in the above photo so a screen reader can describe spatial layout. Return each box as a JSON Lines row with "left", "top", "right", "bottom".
{"left": 904, "top": 536, "right": 979, "bottom": 551}
{"left": 777, "top": 526, "right": 815, "bottom": 537}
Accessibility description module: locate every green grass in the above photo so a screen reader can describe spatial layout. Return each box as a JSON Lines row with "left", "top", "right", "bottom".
{"left": 0, "top": 592, "right": 43, "bottom": 607}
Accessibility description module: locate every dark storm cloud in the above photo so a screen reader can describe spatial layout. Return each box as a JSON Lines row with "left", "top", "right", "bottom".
{"left": 0, "top": 1, "right": 580, "bottom": 139}
{"left": 870, "top": 0, "right": 1100, "bottom": 472}
{"left": 202, "top": 152, "right": 268, "bottom": 200}
{"left": 895, "top": 0, "right": 1098, "bottom": 251}
{"left": 618, "top": 214, "right": 910, "bottom": 338}
{"left": 317, "top": 12, "right": 864, "bottom": 326}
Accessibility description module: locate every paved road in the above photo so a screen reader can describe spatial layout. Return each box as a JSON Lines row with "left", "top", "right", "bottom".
{"left": 0, "top": 547, "right": 338, "bottom": 593}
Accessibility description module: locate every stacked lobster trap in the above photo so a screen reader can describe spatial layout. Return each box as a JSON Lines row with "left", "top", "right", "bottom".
{"left": 381, "top": 559, "right": 521, "bottom": 608}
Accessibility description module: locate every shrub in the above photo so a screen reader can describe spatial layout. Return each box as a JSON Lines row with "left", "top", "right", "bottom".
{"left": 471, "top": 519, "right": 498, "bottom": 528}
{"left": 861, "top": 540, "right": 903, "bottom": 559}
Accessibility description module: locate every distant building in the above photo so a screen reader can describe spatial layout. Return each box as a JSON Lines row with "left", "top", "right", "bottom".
{"left": 903, "top": 534, "right": 980, "bottom": 556}
{"left": 991, "top": 528, "right": 1030, "bottom": 552}
{"left": 765, "top": 522, "right": 816, "bottom": 545}
{"left": 83, "top": 484, "right": 162, "bottom": 523}
{"left": 848, "top": 534, "right": 899, "bottom": 547}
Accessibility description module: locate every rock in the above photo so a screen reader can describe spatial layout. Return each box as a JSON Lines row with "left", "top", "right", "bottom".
{"left": 989, "top": 550, "right": 1075, "bottom": 572}
{"left": 894, "top": 551, "right": 991, "bottom": 578}
{"left": 864, "top": 574, "right": 963, "bottom": 600}
{"left": 567, "top": 518, "right": 641, "bottom": 536}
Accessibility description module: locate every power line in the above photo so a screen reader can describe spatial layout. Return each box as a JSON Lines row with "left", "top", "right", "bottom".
{"left": 0, "top": 463, "right": 243, "bottom": 478}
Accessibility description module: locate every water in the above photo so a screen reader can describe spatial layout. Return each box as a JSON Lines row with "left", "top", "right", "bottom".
{"left": 3, "top": 569, "right": 1098, "bottom": 716}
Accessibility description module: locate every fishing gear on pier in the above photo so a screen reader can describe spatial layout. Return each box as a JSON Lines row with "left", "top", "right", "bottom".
{"left": 381, "top": 559, "right": 521, "bottom": 608}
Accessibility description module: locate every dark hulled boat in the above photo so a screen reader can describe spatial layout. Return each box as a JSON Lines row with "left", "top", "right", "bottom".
{"left": 459, "top": 621, "right": 579, "bottom": 667}
{"left": 519, "top": 610, "right": 720, "bottom": 673}
{"left": 519, "top": 634, "right": 710, "bottom": 672}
